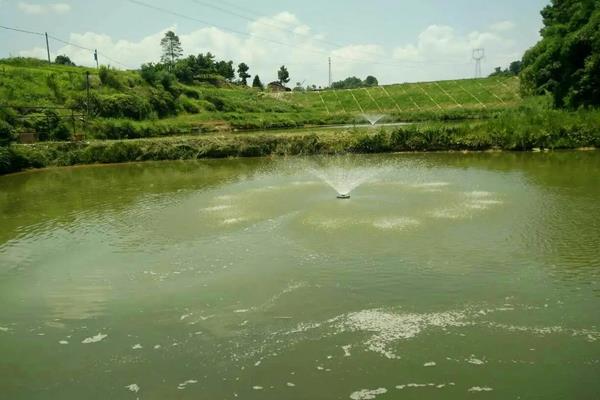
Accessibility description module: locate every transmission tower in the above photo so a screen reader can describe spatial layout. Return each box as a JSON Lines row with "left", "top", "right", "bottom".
{"left": 473, "top": 48, "right": 485, "bottom": 78}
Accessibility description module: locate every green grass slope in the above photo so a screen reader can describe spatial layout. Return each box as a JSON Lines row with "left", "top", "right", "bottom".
{"left": 0, "top": 58, "right": 522, "bottom": 140}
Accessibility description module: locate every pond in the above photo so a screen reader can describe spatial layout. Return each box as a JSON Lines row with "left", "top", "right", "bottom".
{"left": 0, "top": 152, "right": 599, "bottom": 399}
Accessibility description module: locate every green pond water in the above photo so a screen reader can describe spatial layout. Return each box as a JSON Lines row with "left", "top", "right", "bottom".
{"left": 0, "top": 152, "right": 599, "bottom": 399}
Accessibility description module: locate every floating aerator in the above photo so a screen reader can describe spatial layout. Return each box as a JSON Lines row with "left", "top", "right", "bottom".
{"left": 337, "top": 194, "right": 351, "bottom": 199}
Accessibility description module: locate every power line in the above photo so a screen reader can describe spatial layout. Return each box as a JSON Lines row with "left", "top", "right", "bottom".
{"left": 195, "top": 0, "right": 475, "bottom": 67}
{"left": 0, "top": 24, "right": 132, "bottom": 69}
{"left": 189, "top": 0, "right": 378, "bottom": 56}
{"left": 0, "top": 24, "right": 44, "bottom": 36}
{"left": 47, "top": 34, "right": 132, "bottom": 69}
{"left": 127, "top": 0, "right": 447, "bottom": 70}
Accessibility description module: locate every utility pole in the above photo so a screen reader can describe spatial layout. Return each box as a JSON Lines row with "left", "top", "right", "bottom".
{"left": 473, "top": 48, "right": 485, "bottom": 78}
{"left": 94, "top": 50, "right": 99, "bottom": 69}
{"left": 45, "top": 32, "right": 51, "bottom": 64}
{"left": 85, "top": 72, "right": 90, "bottom": 117}
{"left": 328, "top": 57, "right": 332, "bottom": 88}
{"left": 85, "top": 71, "right": 90, "bottom": 140}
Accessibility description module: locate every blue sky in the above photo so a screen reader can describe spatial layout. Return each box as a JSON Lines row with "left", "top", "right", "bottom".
{"left": 0, "top": 0, "right": 549, "bottom": 85}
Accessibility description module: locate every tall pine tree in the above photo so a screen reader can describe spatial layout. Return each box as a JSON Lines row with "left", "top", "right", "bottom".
{"left": 160, "top": 31, "right": 183, "bottom": 70}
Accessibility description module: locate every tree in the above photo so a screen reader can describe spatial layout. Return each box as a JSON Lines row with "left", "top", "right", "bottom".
{"left": 252, "top": 75, "right": 263, "bottom": 89}
{"left": 331, "top": 76, "right": 363, "bottom": 89}
{"left": 509, "top": 60, "right": 522, "bottom": 75}
{"left": 520, "top": 0, "right": 600, "bottom": 107}
{"left": 0, "top": 120, "right": 16, "bottom": 146}
{"left": 277, "top": 65, "right": 290, "bottom": 85}
{"left": 215, "top": 60, "right": 235, "bottom": 81}
{"left": 160, "top": 31, "right": 184, "bottom": 70}
{"left": 54, "top": 55, "right": 75, "bottom": 66}
{"left": 237, "top": 62, "right": 250, "bottom": 85}
{"left": 364, "top": 75, "right": 378, "bottom": 86}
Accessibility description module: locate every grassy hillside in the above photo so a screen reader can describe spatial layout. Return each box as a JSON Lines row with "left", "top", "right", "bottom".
{"left": 0, "top": 58, "right": 522, "bottom": 141}
{"left": 281, "top": 77, "right": 520, "bottom": 114}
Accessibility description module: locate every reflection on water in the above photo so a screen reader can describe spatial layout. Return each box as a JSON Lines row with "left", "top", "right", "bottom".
{"left": 0, "top": 152, "right": 599, "bottom": 399}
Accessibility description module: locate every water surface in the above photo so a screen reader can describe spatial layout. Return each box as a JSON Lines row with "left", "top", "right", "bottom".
{"left": 0, "top": 152, "right": 599, "bottom": 399}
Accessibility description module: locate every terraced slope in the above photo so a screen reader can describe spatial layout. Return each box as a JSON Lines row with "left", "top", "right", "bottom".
{"left": 283, "top": 77, "right": 520, "bottom": 114}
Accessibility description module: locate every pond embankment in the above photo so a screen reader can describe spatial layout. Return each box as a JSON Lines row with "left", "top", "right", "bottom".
{"left": 1, "top": 111, "right": 599, "bottom": 175}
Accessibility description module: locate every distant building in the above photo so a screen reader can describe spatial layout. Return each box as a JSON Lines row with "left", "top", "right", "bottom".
{"left": 267, "top": 81, "right": 291, "bottom": 92}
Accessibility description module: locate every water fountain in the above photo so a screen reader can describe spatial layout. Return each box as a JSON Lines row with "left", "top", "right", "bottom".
{"left": 362, "top": 114, "right": 385, "bottom": 126}
{"left": 307, "top": 156, "right": 389, "bottom": 199}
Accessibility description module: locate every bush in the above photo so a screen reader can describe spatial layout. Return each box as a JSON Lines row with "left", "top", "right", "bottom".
{"left": 0, "top": 120, "right": 16, "bottom": 145}
{"left": 198, "top": 100, "right": 217, "bottom": 112}
{"left": 177, "top": 96, "right": 200, "bottom": 114}
{"left": 98, "top": 94, "right": 152, "bottom": 120}
{"left": 148, "top": 88, "right": 177, "bottom": 117}
{"left": 52, "top": 121, "right": 71, "bottom": 141}
{"left": 98, "top": 66, "right": 123, "bottom": 90}
{"left": 0, "top": 146, "right": 11, "bottom": 173}
{"left": 204, "top": 95, "right": 226, "bottom": 111}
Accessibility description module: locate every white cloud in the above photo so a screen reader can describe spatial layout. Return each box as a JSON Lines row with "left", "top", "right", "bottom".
{"left": 490, "top": 20, "right": 516, "bottom": 32}
{"left": 17, "top": 2, "right": 71, "bottom": 15}
{"left": 18, "top": 12, "right": 524, "bottom": 85}
{"left": 391, "top": 24, "right": 518, "bottom": 81}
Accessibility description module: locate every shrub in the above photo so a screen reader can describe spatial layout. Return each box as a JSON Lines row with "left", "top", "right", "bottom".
{"left": 204, "top": 95, "right": 226, "bottom": 111}
{"left": 148, "top": 88, "right": 177, "bottom": 117}
{"left": 51, "top": 121, "right": 71, "bottom": 141}
{"left": 0, "top": 120, "right": 16, "bottom": 145}
{"left": 0, "top": 146, "right": 11, "bottom": 173}
{"left": 198, "top": 100, "right": 217, "bottom": 112}
{"left": 98, "top": 66, "right": 123, "bottom": 90}
{"left": 97, "top": 94, "right": 152, "bottom": 120}
{"left": 46, "top": 73, "right": 65, "bottom": 102}
{"left": 177, "top": 96, "right": 200, "bottom": 114}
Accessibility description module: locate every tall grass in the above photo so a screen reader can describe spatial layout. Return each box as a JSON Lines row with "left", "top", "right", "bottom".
{"left": 2, "top": 104, "right": 598, "bottom": 175}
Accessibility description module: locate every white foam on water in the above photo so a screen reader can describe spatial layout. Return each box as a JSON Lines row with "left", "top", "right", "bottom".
{"left": 290, "top": 180, "right": 320, "bottom": 186}
{"left": 349, "top": 388, "right": 387, "bottom": 400}
{"left": 132, "top": 344, "right": 143, "bottom": 350}
{"left": 424, "top": 361, "right": 436, "bottom": 367}
{"left": 286, "top": 321, "right": 322, "bottom": 334}
{"left": 310, "top": 218, "right": 355, "bottom": 231}
{"left": 330, "top": 309, "right": 467, "bottom": 359}
{"left": 475, "top": 199, "right": 503, "bottom": 205}
{"left": 234, "top": 309, "right": 250, "bottom": 313}
{"left": 429, "top": 208, "right": 469, "bottom": 220}
{"left": 486, "top": 322, "right": 600, "bottom": 340}
{"left": 252, "top": 386, "right": 263, "bottom": 390}
{"left": 154, "top": 345, "right": 161, "bottom": 349}
{"left": 342, "top": 345, "right": 352, "bottom": 357}
{"left": 201, "top": 205, "right": 232, "bottom": 212}
{"left": 177, "top": 380, "right": 198, "bottom": 390}
{"left": 0, "top": 327, "right": 9, "bottom": 332}
{"left": 59, "top": 340, "right": 69, "bottom": 345}
{"left": 82, "top": 333, "right": 107, "bottom": 344}
{"left": 468, "top": 386, "right": 493, "bottom": 392}
{"left": 373, "top": 217, "right": 420, "bottom": 231}
{"left": 411, "top": 182, "right": 451, "bottom": 189}
{"left": 286, "top": 382, "right": 296, "bottom": 387}
{"left": 397, "top": 382, "right": 450, "bottom": 390}
{"left": 466, "top": 191, "right": 493, "bottom": 198}
{"left": 467, "top": 356, "right": 486, "bottom": 365}
{"left": 125, "top": 384, "right": 140, "bottom": 393}
{"left": 215, "top": 195, "right": 234, "bottom": 202}
{"left": 223, "top": 218, "right": 246, "bottom": 225}
{"left": 180, "top": 313, "right": 193, "bottom": 321}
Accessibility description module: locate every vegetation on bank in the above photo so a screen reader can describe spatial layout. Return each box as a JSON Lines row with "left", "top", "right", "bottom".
{"left": 520, "top": 0, "right": 600, "bottom": 108}
{"left": 0, "top": 56, "right": 521, "bottom": 144}
{"left": 2, "top": 103, "right": 597, "bottom": 175}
